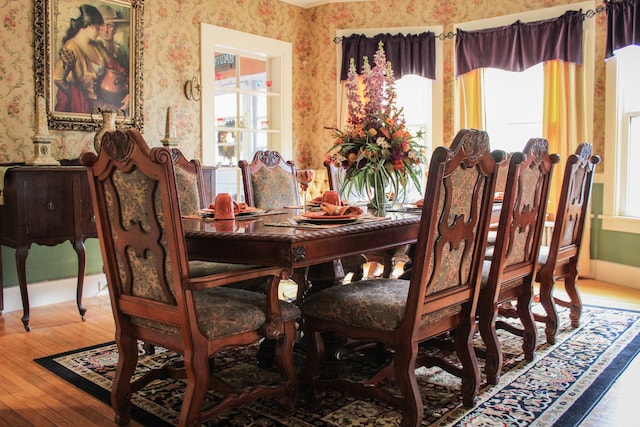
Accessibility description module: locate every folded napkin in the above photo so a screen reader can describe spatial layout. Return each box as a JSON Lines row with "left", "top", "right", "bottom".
{"left": 320, "top": 202, "right": 363, "bottom": 216}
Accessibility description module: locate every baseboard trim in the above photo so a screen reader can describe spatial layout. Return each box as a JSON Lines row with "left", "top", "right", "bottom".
{"left": 592, "top": 260, "right": 640, "bottom": 291}
{"left": 1, "top": 274, "right": 108, "bottom": 313}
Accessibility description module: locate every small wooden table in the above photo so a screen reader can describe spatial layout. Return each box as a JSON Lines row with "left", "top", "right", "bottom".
{"left": 0, "top": 165, "right": 97, "bottom": 331}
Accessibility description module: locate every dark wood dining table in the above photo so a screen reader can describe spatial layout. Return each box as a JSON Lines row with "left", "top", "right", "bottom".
{"left": 182, "top": 209, "right": 421, "bottom": 290}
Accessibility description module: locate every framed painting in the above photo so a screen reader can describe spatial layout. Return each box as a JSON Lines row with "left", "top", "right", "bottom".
{"left": 34, "top": 0, "right": 144, "bottom": 131}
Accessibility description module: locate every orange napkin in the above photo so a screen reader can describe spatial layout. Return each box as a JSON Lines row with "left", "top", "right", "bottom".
{"left": 320, "top": 202, "right": 362, "bottom": 216}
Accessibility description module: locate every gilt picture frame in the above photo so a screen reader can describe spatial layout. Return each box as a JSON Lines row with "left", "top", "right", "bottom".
{"left": 34, "top": 0, "right": 144, "bottom": 131}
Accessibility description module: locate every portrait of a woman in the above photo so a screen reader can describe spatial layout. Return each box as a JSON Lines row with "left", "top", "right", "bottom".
{"left": 53, "top": 4, "right": 110, "bottom": 114}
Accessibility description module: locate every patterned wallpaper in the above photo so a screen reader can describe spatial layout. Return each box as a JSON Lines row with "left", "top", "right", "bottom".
{"left": 0, "top": 0, "right": 606, "bottom": 170}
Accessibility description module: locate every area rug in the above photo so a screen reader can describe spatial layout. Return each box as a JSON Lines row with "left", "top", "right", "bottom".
{"left": 35, "top": 305, "right": 640, "bottom": 426}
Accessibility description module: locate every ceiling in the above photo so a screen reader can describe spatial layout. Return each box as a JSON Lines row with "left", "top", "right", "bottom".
{"left": 279, "top": 0, "right": 367, "bottom": 8}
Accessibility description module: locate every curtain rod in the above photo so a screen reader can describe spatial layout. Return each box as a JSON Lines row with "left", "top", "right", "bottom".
{"left": 333, "top": 5, "right": 606, "bottom": 44}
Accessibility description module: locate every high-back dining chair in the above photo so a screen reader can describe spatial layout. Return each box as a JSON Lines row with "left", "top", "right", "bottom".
{"left": 170, "top": 148, "right": 206, "bottom": 216}
{"left": 239, "top": 150, "right": 300, "bottom": 209}
{"left": 81, "top": 129, "right": 300, "bottom": 426}
{"left": 302, "top": 129, "right": 504, "bottom": 426}
{"left": 477, "top": 138, "right": 559, "bottom": 385}
{"left": 535, "top": 143, "right": 600, "bottom": 344}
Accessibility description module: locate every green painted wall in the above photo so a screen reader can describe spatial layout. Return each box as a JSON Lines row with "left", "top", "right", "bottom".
{"left": 1, "top": 239, "right": 103, "bottom": 288}
{"left": 591, "top": 183, "right": 640, "bottom": 268}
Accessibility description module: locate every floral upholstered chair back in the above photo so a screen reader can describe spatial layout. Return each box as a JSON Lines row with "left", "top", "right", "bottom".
{"left": 407, "top": 129, "right": 503, "bottom": 329}
{"left": 170, "top": 148, "right": 205, "bottom": 216}
{"left": 491, "top": 138, "right": 559, "bottom": 280}
{"left": 82, "top": 129, "right": 188, "bottom": 335}
{"left": 239, "top": 150, "right": 299, "bottom": 210}
{"left": 549, "top": 143, "right": 601, "bottom": 255}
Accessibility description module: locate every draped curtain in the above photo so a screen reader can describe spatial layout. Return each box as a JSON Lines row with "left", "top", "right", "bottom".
{"left": 340, "top": 32, "right": 437, "bottom": 81}
{"left": 605, "top": 0, "right": 640, "bottom": 58}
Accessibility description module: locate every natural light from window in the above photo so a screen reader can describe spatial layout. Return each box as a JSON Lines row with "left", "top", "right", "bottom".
{"left": 484, "top": 63, "right": 544, "bottom": 153}
{"left": 615, "top": 46, "right": 640, "bottom": 218}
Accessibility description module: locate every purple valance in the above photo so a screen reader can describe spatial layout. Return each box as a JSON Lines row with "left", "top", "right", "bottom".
{"left": 606, "top": 0, "right": 640, "bottom": 58}
{"left": 340, "top": 32, "right": 437, "bottom": 81}
{"left": 455, "top": 10, "right": 584, "bottom": 76}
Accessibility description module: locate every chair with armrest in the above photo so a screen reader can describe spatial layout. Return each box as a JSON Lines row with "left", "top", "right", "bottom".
{"left": 81, "top": 129, "right": 299, "bottom": 426}
{"left": 534, "top": 143, "right": 600, "bottom": 344}
{"left": 477, "top": 138, "right": 559, "bottom": 385}
{"left": 239, "top": 150, "right": 300, "bottom": 210}
{"left": 302, "top": 129, "right": 503, "bottom": 426}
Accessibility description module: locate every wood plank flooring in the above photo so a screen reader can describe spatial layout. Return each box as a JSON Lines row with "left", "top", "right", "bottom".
{"left": 0, "top": 279, "right": 638, "bottom": 426}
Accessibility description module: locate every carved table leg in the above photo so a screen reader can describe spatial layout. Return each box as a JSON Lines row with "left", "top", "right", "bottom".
{"left": 73, "top": 240, "right": 88, "bottom": 320}
{"left": 16, "top": 246, "right": 30, "bottom": 331}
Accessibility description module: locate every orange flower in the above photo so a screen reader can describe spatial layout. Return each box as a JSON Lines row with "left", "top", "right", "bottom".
{"left": 368, "top": 128, "right": 377, "bottom": 138}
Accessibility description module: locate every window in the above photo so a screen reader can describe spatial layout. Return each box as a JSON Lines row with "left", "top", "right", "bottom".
{"left": 603, "top": 45, "right": 640, "bottom": 231}
{"left": 484, "top": 64, "right": 544, "bottom": 153}
{"left": 201, "top": 24, "right": 292, "bottom": 200}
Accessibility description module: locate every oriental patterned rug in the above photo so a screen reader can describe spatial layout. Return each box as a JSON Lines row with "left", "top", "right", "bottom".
{"left": 35, "top": 305, "right": 640, "bottom": 426}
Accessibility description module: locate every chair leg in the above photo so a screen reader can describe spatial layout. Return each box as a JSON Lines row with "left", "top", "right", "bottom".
{"left": 112, "top": 335, "right": 138, "bottom": 426}
{"left": 274, "top": 320, "right": 298, "bottom": 411}
{"left": 478, "top": 294, "right": 502, "bottom": 386}
{"left": 179, "top": 348, "right": 211, "bottom": 426}
{"left": 303, "top": 326, "right": 325, "bottom": 403}
{"left": 455, "top": 317, "right": 480, "bottom": 407}
{"left": 562, "top": 269, "right": 582, "bottom": 328}
{"left": 393, "top": 343, "right": 423, "bottom": 427}
{"left": 517, "top": 283, "right": 537, "bottom": 362}
{"left": 538, "top": 272, "right": 558, "bottom": 345}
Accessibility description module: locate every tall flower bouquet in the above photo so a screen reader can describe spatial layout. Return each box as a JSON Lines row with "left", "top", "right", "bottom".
{"left": 327, "top": 42, "right": 426, "bottom": 209}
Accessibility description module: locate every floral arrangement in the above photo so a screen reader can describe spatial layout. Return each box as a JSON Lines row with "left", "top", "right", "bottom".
{"left": 327, "top": 42, "right": 426, "bottom": 209}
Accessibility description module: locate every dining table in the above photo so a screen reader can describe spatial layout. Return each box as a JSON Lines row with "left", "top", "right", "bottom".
{"left": 182, "top": 208, "right": 422, "bottom": 293}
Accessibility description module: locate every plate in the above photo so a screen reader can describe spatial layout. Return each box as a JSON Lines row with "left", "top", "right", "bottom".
{"left": 300, "top": 212, "right": 360, "bottom": 224}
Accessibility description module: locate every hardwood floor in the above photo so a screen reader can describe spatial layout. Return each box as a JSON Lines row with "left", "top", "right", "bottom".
{"left": 0, "top": 279, "right": 638, "bottom": 426}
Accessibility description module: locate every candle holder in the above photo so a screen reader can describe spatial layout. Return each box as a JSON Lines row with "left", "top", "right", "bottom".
{"left": 26, "top": 95, "right": 59, "bottom": 165}
{"left": 161, "top": 106, "right": 180, "bottom": 147}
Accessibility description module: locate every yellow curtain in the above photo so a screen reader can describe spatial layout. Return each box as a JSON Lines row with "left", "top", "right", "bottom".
{"left": 542, "top": 59, "right": 591, "bottom": 275}
{"left": 455, "top": 68, "right": 486, "bottom": 132}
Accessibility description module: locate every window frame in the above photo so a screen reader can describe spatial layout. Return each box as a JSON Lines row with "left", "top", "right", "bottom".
{"left": 200, "top": 24, "right": 293, "bottom": 198}
{"left": 602, "top": 50, "right": 640, "bottom": 234}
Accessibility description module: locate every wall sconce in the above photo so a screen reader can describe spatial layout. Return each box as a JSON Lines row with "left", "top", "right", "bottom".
{"left": 184, "top": 76, "right": 201, "bottom": 101}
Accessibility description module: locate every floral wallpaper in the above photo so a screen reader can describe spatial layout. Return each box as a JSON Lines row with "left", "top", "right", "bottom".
{"left": 0, "top": 0, "right": 606, "bottom": 171}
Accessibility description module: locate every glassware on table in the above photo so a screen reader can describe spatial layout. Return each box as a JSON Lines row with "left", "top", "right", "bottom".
{"left": 296, "top": 169, "right": 314, "bottom": 212}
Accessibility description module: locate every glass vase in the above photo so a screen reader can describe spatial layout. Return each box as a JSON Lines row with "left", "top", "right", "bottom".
{"left": 366, "top": 173, "right": 390, "bottom": 211}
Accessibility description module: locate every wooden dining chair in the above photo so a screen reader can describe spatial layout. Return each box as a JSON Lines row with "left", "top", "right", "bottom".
{"left": 239, "top": 150, "right": 300, "bottom": 210}
{"left": 477, "top": 138, "right": 559, "bottom": 385}
{"left": 170, "top": 148, "right": 206, "bottom": 216}
{"left": 81, "top": 129, "right": 300, "bottom": 426}
{"left": 302, "top": 129, "right": 504, "bottom": 426}
{"left": 534, "top": 143, "right": 601, "bottom": 344}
